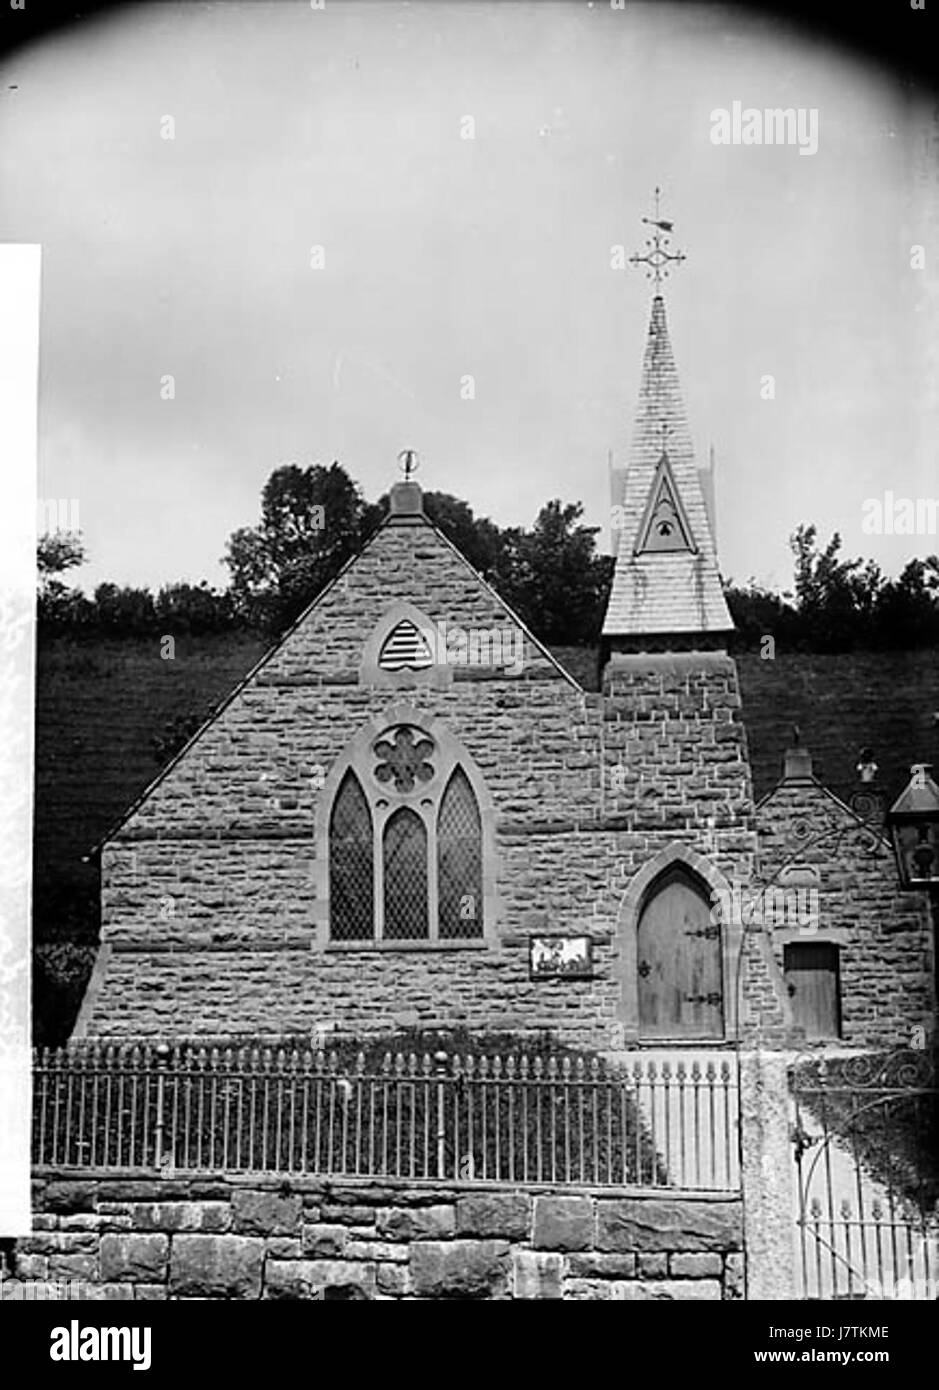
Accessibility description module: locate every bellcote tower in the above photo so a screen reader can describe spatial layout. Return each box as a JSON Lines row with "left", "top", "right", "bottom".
{"left": 598, "top": 194, "right": 772, "bottom": 1044}
{"left": 601, "top": 193, "right": 733, "bottom": 667}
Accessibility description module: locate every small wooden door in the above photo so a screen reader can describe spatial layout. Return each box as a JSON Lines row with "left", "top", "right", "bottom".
{"left": 637, "top": 868, "right": 723, "bottom": 1039}
{"left": 784, "top": 944, "right": 841, "bottom": 1040}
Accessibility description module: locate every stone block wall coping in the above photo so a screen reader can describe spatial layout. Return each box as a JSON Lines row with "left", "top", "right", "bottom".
{"left": 32, "top": 1168, "right": 742, "bottom": 1204}
{"left": 605, "top": 652, "right": 734, "bottom": 675}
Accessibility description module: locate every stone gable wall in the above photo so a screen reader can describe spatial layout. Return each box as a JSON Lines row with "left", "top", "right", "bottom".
{"left": 10, "top": 1173, "right": 744, "bottom": 1301}
{"left": 82, "top": 650, "right": 786, "bottom": 1045}
{"left": 81, "top": 629, "right": 789, "bottom": 1043}
{"left": 80, "top": 516, "right": 785, "bottom": 1045}
{"left": 247, "top": 516, "right": 564, "bottom": 684}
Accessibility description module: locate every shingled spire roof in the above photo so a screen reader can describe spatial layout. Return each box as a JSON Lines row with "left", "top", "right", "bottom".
{"left": 602, "top": 295, "right": 732, "bottom": 644}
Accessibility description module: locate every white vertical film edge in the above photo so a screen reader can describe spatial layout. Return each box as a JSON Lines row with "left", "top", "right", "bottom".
{"left": 0, "top": 243, "right": 40, "bottom": 1236}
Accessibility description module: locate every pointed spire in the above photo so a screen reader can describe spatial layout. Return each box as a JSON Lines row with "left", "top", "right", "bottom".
{"left": 602, "top": 294, "right": 732, "bottom": 645}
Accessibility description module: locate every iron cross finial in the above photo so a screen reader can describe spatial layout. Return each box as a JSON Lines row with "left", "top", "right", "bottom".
{"left": 397, "top": 448, "right": 420, "bottom": 481}
{"left": 629, "top": 186, "right": 687, "bottom": 292}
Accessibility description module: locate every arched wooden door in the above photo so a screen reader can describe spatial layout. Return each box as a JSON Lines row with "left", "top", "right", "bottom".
{"left": 637, "top": 867, "right": 724, "bottom": 1039}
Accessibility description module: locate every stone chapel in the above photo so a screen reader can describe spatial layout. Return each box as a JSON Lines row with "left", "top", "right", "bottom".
{"left": 77, "top": 291, "right": 935, "bottom": 1052}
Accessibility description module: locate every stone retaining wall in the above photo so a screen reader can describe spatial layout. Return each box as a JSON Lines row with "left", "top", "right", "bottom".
{"left": 9, "top": 1173, "right": 744, "bottom": 1301}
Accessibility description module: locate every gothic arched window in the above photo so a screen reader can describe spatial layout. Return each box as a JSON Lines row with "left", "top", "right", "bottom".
{"left": 437, "top": 768, "right": 483, "bottom": 938}
{"left": 326, "top": 718, "right": 487, "bottom": 943}
{"left": 328, "top": 772, "right": 374, "bottom": 941}
{"left": 384, "top": 808, "right": 429, "bottom": 939}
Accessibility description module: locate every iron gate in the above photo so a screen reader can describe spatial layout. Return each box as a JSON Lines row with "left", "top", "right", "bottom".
{"left": 790, "top": 1049, "right": 938, "bottom": 1299}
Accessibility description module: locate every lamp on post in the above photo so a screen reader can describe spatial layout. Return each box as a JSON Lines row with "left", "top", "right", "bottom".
{"left": 886, "top": 764, "right": 939, "bottom": 891}
{"left": 887, "top": 764, "right": 939, "bottom": 1042}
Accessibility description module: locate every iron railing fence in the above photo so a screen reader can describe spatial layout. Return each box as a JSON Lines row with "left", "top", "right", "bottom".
{"left": 32, "top": 1044, "right": 740, "bottom": 1192}
{"left": 798, "top": 1199, "right": 938, "bottom": 1301}
{"left": 791, "top": 1052, "right": 939, "bottom": 1300}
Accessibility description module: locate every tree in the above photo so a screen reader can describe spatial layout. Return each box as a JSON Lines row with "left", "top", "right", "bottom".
{"left": 871, "top": 556, "right": 939, "bottom": 649}
{"left": 91, "top": 583, "right": 157, "bottom": 635}
{"left": 37, "top": 531, "right": 85, "bottom": 578}
{"left": 726, "top": 529, "right": 939, "bottom": 652}
{"left": 789, "top": 524, "right": 881, "bottom": 652}
{"left": 36, "top": 531, "right": 94, "bottom": 631}
{"left": 155, "top": 582, "right": 237, "bottom": 635}
{"left": 724, "top": 580, "right": 798, "bottom": 650}
{"left": 224, "top": 461, "right": 381, "bottom": 631}
{"left": 496, "top": 500, "right": 613, "bottom": 644}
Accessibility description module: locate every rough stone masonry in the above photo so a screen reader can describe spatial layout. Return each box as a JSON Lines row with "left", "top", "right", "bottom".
{"left": 14, "top": 1173, "right": 744, "bottom": 1302}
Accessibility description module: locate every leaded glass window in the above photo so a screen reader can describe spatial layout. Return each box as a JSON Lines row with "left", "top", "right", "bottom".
{"left": 329, "top": 771, "right": 374, "bottom": 940}
{"left": 383, "top": 808, "right": 429, "bottom": 939}
{"left": 437, "top": 768, "right": 483, "bottom": 939}
{"left": 326, "top": 721, "right": 487, "bottom": 943}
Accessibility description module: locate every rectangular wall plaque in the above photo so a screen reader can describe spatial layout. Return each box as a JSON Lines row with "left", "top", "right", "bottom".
{"left": 529, "top": 936, "right": 593, "bottom": 979}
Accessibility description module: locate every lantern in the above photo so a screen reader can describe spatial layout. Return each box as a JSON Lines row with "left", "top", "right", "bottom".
{"left": 887, "top": 764, "right": 939, "bottom": 891}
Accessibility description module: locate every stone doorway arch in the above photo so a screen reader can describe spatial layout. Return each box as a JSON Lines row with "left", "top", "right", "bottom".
{"left": 613, "top": 845, "right": 742, "bottom": 1043}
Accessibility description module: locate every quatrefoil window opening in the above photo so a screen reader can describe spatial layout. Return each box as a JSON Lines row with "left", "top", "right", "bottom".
{"left": 373, "top": 725, "right": 435, "bottom": 793}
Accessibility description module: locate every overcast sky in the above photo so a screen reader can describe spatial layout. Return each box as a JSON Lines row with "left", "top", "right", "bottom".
{"left": 1, "top": 0, "right": 935, "bottom": 594}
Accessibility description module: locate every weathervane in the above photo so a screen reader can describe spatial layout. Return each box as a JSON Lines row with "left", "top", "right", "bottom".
{"left": 397, "top": 448, "right": 420, "bottom": 481}
{"left": 628, "top": 187, "right": 686, "bottom": 292}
